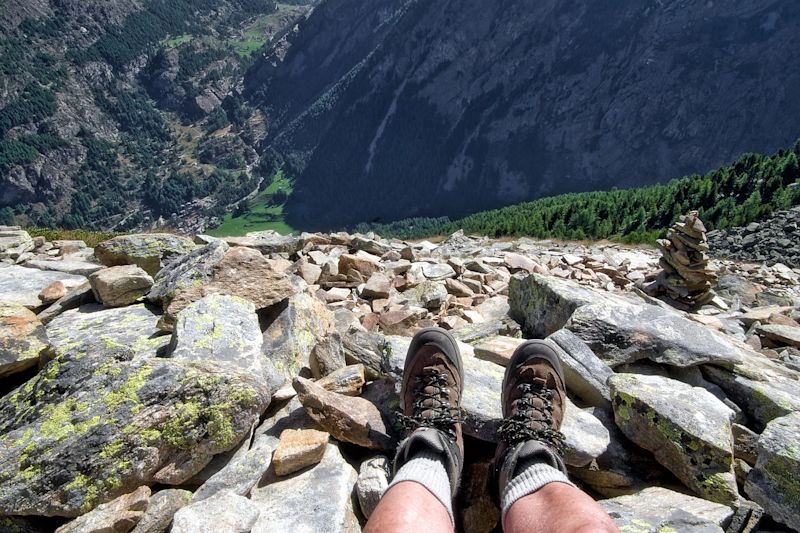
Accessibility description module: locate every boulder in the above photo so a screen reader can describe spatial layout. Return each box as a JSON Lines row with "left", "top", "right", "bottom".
{"left": 46, "top": 303, "right": 168, "bottom": 361}
{"left": 95, "top": 234, "right": 196, "bottom": 276}
{"left": 272, "top": 428, "right": 329, "bottom": 476}
{"left": 0, "top": 353, "right": 270, "bottom": 516}
{"left": 0, "top": 265, "right": 86, "bottom": 309}
{"left": 146, "top": 240, "right": 228, "bottom": 304}
{"left": 55, "top": 486, "right": 151, "bottom": 533}
{"left": 0, "top": 227, "right": 34, "bottom": 260}
{"left": 0, "top": 303, "right": 48, "bottom": 378}
{"left": 36, "top": 281, "right": 94, "bottom": 325}
{"left": 608, "top": 373, "right": 738, "bottom": 505}
{"left": 362, "top": 272, "right": 392, "bottom": 299}
{"left": 403, "top": 280, "right": 448, "bottom": 310}
{"left": 421, "top": 262, "right": 457, "bottom": 280}
{"left": 89, "top": 265, "right": 154, "bottom": 307}
{"left": 161, "top": 246, "right": 295, "bottom": 327}
{"left": 547, "top": 329, "right": 614, "bottom": 409}
{"left": 356, "top": 455, "right": 390, "bottom": 519}
{"left": 171, "top": 491, "right": 260, "bottom": 533}
{"left": 38, "top": 281, "right": 66, "bottom": 304}
{"left": 293, "top": 377, "right": 396, "bottom": 451}
{"left": 745, "top": 412, "right": 800, "bottom": 531}
{"left": 339, "top": 253, "right": 380, "bottom": 279}
{"left": 756, "top": 323, "right": 800, "bottom": 348}
{"left": 600, "top": 487, "right": 735, "bottom": 533}
{"left": 262, "top": 292, "right": 340, "bottom": 382}
{"left": 24, "top": 258, "right": 105, "bottom": 276}
{"left": 130, "top": 489, "right": 192, "bottom": 533}
{"left": 315, "top": 363, "right": 366, "bottom": 396}
{"left": 250, "top": 443, "right": 359, "bottom": 533}
{"left": 473, "top": 335, "right": 524, "bottom": 366}
{"left": 223, "top": 232, "right": 301, "bottom": 255}
{"left": 169, "top": 294, "right": 277, "bottom": 389}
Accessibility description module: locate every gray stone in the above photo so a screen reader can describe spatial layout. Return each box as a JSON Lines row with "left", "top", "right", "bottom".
{"left": 192, "top": 435, "right": 278, "bottom": 502}
{"left": 169, "top": 294, "right": 275, "bottom": 388}
{"left": 316, "top": 363, "right": 366, "bottom": 395}
{"left": 262, "top": 292, "right": 339, "bottom": 382}
{"left": 473, "top": 335, "right": 524, "bottom": 366}
{"left": 600, "top": 487, "right": 735, "bottom": 533}
{"left": 89, "top": 265, "right": 154, "bottom": 307}
{"left": 403, "top": 280, "right": 448, "bottom": 310}
{"left": 310, "top": 331, "right": 346, "bottom": 378}
{"left": 0, "top": 264, "right": 86, "bottom": 309}
{"left": 250, "top": 443, "right": 358, "bottom": 533}
{"left": 94, "top": 234, "right": 196, "bottom": 276}
{"left": 0, "top": 303, "right": 48, "bottom": 378}
{"left": 608, "top": 373, "right": 738, "bottom": 505}
{"left": 36, "top": 281, "right": 94, "bottom": 325}
{"left": 384, "top": 336, "right": 609, "bottom": 465}
{"left": 224, "top": 231, "right": 301, "bottom": 255}
{"left": 272, "top": 428, "right": 330, "bottom": 476}
{"left": 362, "top": 272, "right": 392, "bottom": 299}
{"left": 130, "top": 489, "right": 192, "bottom": 533}
{"left": 756, "top": 323, "right": 800, "bottom": 348}
{"left": 146, "top": 241, "right": 228, "bottom": 304}
{"left": 172, "top": 491, "right": 260, "bottom": 533}
{"left": 547, "top": 329, "right": 614, "bottom": 408}
{"left": 55, "top": 486, "right": 151, "bottom": 533}
{"left": 24, "top": 258, "right": 105, "bottom": 276}
{"left": 352, "top": 236, "right": 392, "bottom": 256}
{"left": 0, "top": 227, "right": 33, "bottom": 260}
{"left": 421, "top": 262, "right": 457, "bottom": 280}
{"left": 745, "top": 412, "right": 800, "bottom": 531}
{"left": 46, "top": 303, "right": 168, "bottom": 361}
{"left": 0, "top": 353, "right": 270, "bottom": 516}
{"left": 357, "top": 455, "right": 390, "bottom": 519}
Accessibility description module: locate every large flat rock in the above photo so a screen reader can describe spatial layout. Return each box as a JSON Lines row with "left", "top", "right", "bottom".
{"left": 0, "top": 265, "right": 86, "bottom": 309}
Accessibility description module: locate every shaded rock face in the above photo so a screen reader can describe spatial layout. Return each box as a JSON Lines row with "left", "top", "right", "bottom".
{"left": 253, "top": 0, "right": 800, "bottom": 230}
{"left": 0, "top": 353, "right": 270, "bottom": 516}
{"left": 94, "top": 234, "right": 196, "bottom": 276}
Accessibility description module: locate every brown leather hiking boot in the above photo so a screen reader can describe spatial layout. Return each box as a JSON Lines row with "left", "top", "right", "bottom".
{"left": 394, "top": 327, "right": 465, "bottom": 492}
{"left": 493, "top": 339, "right": 569, "bottom": 497}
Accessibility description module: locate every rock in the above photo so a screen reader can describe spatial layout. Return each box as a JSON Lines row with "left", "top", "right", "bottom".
{"left": 567, "top": 299, "right": 746, "bottom": 368}
{"left": 473, "top": 335, "right": 524, "bottom": 366}
{"left": 130, "top": 489, "right": 191, "bottom": 533}
{"left": 295, "top": 258, "right": 322, "bottom": 285}
{"left": 191, "top": 435, "right": 278, "bottom": 502}
{"left": 384, "top": 336, "right": 609, "bottom": 465}
{"left": 38, "top": 280, "right": 66, "bottom": 304}
{"left": 272, "top": 428, "right": 330, "bottom": 476}
{"left": 250, "top": 443, "right": 358, "bottom": 533}
{"left": 732, "top": 423, "right": 759, "bottom": 465}
{"left": 608, "top": 373, "right": 738, "bottom": 505}
{"left": 745, "top": 412, "right": 800, "bottom": 531}
{"left": 171, "top": 491, "right": 260, "bottom": 533}
{"left": 0, "top": 352, "right": 270, "bottom": 516}
{"left": 316, "top": 364, "right": 366, "bottom": 395}
{"left": 310, "top": 331, "right": 346, "bottom": 378}
{"left": 421, "top": 262, "right": 457, "bottom": 280}
{"left": 445, "top": 278, "right": 474, "bottom": 297}
{"left": 0, "top": 303, "right": 48, "bottom": 378}
{"left": 262, "top": 292, "right": 339, "bottom": 382}
{"left": 756, "top": 323, "right": 800, "bottom": 348}
{"left": 0, "top": 227, "right": 34, "bottom": 260}
{"left": 403, "top": 280, "right": 448, "bottom": 310}
{"left": 600, "top": 487, "right": 735, "bottom": 533}
{"left": 168, "top": 294, "right": 276, "bottom": 388}
{"left": 356, "top": 455, "right": 390, "bottom": 519}
{"left": 36, "top": 281, "right": 94, "bottom": 325}
{"left": 46, "top": 303, "right": 168, "bottom": 361}
{"left": 547, "top": 329, "right": 614, "bottom": 409}
{"left": 339, "top": 253, "right": 380, "bottom": 279}
{"left": 0, "top": 265, "right": 86, "bottom": 309}
{"left": 89, "top": 265, "right": 154, "bottom": 307}
{"left": 378, "top": 307, "right": 422, "bottom": 335}
{"left": 362, "top": 272, "right": 392, "bottom": 299}
{"left": 162, "top": 246, "right": 294, "bottom": 327}
{"left": 146, "top": 241, "right": 228, "bottom": 304}
{"left": 293, "top": 376, "right": 396, "bottom": 451}
{"left": 95, "top": 234, "right": 196, "bottom": 276}
{"left": 224, "top": 232, "right": 301, "bottom": 255}
{"left": 55, "top": 486, "right": 151, "bottom": 533}
{"left": 503, "top": 252, "right": 538, "bottom": 273}
{"left": 24, "top": 258, "right": 105, "bottom": 277}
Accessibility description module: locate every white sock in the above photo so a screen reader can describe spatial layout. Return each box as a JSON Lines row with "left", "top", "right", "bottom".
{"left": 501, "top": 462, "right": 574, "bottom": 522}
{"left": 388, "top": 449, "right": 455, "bottom": 525}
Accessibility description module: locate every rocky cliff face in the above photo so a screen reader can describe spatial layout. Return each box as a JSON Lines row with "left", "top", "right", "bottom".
{"left": 1, "top": 224, "right": 799, "bottom": 531}
{"left": 247, "top": 0, "right": 800, "bottom": 229}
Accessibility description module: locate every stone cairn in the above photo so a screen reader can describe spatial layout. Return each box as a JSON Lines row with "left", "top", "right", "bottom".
{"left": 646, "top": 211, "right": 718, "bottom": 309}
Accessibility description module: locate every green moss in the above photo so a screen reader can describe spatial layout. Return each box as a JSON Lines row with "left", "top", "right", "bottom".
{"left": 161, "top": 400, "right": 201, "bottom": 448}
{"left": 697, "top": 472, "right": 736, "bottom": 504}
{"left": 18, "top": 464, "right": 41, "bottom": 481}
{"left": 763, "top": 455, "right": 800, "bottom": 507}
{"left": 229, "top": 386, "right": 257, "bottom": 409}
{"left": 99, "top": 440, "right": 124, "bottom": 459}
{"left": 104, "top": 364, "right": 153, "bottom": 413}
{"left": 206, "top": 407, "right": 236, "bottom": 448}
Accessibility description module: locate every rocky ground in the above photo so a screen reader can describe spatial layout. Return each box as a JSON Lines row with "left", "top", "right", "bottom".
{"left": 0, "top": 225, "right": 799, "bottom": 532}
{"left": 709, "top": 207, "right": 800, "bottom": 268}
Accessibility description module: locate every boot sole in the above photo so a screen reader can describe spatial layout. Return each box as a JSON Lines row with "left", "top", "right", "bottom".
{"left": 501, "top": 340, "right": 565, "bottom": 418}
{"left": 404, "top": 326, "right": 464, "bottom": 387}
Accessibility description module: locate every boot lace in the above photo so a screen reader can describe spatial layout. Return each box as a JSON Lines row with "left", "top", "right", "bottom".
{"left": 396, "top": 368, "right": 462, "bottom": 440}
{"left": 497, "top": 382, "right": 566, "bottom": 455}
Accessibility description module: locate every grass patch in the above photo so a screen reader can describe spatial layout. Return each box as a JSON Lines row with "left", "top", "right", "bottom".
{"left": 207, "top": 171, "right": 295, "bottom": 236}
{"left": 161, "top": 34, "right": 193, "bottom": 48}
{"left": 26, "top": 228, "right": 121, "bottom": 247}
{"left": 227, "top": 4, "right": 308, "bottom": 57}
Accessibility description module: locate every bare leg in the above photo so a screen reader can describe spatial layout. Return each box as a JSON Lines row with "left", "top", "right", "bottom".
{"left": 504, "top": 482, "right": 619, "bottom": 533}
{"left": 364, "top": 481, "right": 453, "bottom": 533}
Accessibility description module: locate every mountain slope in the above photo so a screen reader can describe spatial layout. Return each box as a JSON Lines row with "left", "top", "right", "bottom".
{"left": 247, "top": 0, "right": 800, "bottom": 230}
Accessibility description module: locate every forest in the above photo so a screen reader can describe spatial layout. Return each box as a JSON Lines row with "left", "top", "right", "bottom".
{"left": 357, "top": 142, "right": 800, "bottom": 243}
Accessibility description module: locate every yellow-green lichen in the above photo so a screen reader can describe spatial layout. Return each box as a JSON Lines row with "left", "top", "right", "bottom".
{"left": 161, "top": 400, "right": 201, "bottom": 448}
{"left": 104, "top": 365, "right": 153, "bottom": 413}
{"left": 763, "top": 455, "right": 800, "bottom": 507}
{"left": 39, "top": 400, "right": 99, "bottom": 442}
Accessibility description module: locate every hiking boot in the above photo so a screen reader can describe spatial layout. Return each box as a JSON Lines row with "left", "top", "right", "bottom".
{"left": 394, "top": 327, "right": 465, "bottom": 492}
{"left": 493, "top": 339, "right": 569, "bottom": 498}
